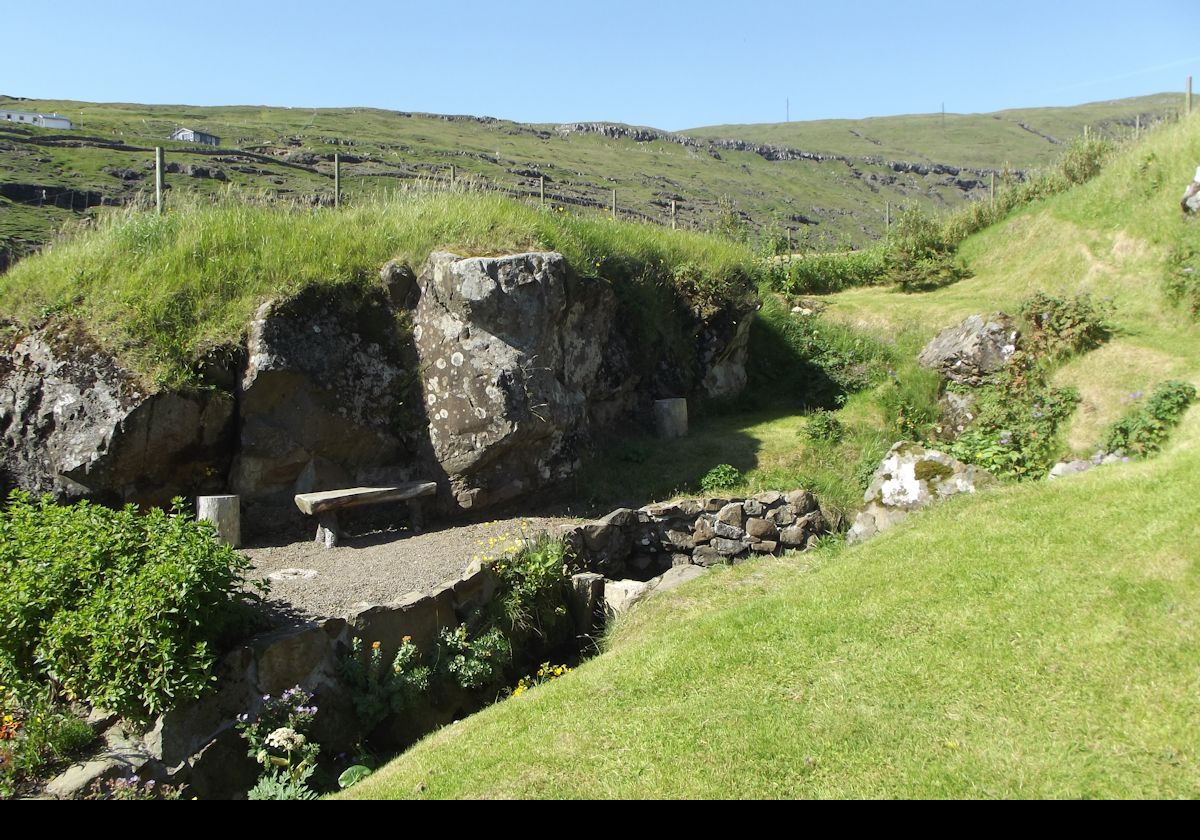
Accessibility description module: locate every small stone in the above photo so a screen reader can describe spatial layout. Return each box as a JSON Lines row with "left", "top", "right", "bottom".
{"left": 677, "top": 499, "right": 703, "bottom": 517}
{"left": 664, "top": 529, "right": 695, "bottom": 551}
{"left": 693, "top": 515, "right": 716, "bottom": 543}
{"left": 691, "top": 546, "right": 725, "bottom": 567}
{"left": 671, "top": 553, "right": 693, "bottom": 567}
{"left": 716, "top": 502, "right": 745, "bottom": 529}
{"left": 702, "top": 497, "right": 730, "bottom": 513}
{"left": 795, "top": 510, "right": 827, "bottom": 536}
{"left": 712, "top": 537, "right": 749, "bottom": 556}
{"left": 745, "top": 517, "right": 778, "bottom": 540}
{"left": 753, "top": 490, "right": 783, "bottom": 507}
{"left": 743, "top": 499, "right": 764, "bottom": 517}
{"left": 750, "top": 540, "right": 778, "bottom": 554}
{"left": 785, "top": 490, "right": 818, "bottom": 515}
{"left": 714, "top": 520, "right": 747, "bottom": 540}
{"left": 804, "top": 534, "right": 821, "bottom": 550}
{"left": 779, "top": 526, "right": 807, "bottom": 547}
{"left": 772, "top": 506, "right": 796, "bottom": 526}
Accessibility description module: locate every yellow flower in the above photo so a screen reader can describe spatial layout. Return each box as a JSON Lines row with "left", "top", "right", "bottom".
{"left": 371, "top": 641, "right": 381, "bottom": 650}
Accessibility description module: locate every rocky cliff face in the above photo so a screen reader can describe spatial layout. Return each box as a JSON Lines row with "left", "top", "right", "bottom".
{"left": 0, "top": 252, "right": 755, "bottom": 528}
{"left": 0, "top": 321, "right": 233, "bottom": 506}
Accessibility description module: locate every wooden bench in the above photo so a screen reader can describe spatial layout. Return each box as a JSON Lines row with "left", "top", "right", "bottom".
{"left": 294, "top": 482, "right": 438, "bottom": 548}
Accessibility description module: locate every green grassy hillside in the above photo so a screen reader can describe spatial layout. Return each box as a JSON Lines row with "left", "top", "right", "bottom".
{"left": 0, "top": 93, "right": 1177, "bottom": 266}
{"left": 340, "top": 113, "right": 1200, "bottom": 799}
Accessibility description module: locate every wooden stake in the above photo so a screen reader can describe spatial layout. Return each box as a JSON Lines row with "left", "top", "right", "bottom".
{"left": 450, "top": 164, "right": 456, "bottom": 186}
{"left": 671, "top": 199, "right": 677, "bottom": 230}
{"left": 155, "top": 147, "right": 164, "bottom": 215}
{"left": 611, "top": 188, "right": 616, "bottom": 220}
{"left": 334, "top": 153, "right": 340, "bottom": 208}
{"left": 885, "top": 201, "right": 891, "bottom": 231}
{"left": 1136, "top": 114, "right": 1141, "bottom": 138}
{"left": 539, "top": 175, "right": 545, "bottom": 205}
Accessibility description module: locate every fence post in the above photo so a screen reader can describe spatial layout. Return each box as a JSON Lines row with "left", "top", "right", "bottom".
{"left": 611, "top": 188, "right": 616, "bottom": 220}
{"left": 990, "top": 172, "right": 995, "bottom": 206}
{"left": 334, "top": 153, "right": 340, "bottom": 208}
{"left": 885, "top": 200, "right": 890, "bottom": 233}
{"left": 155, "top": 147, "right": 164, "bottom": 215}
{"left": 539, "top": 175, "right": 545, "bottom": 206}
{"left": 450, "top": 164, "right": 456, "bottom": 186}
{"left": 1135, "top": 114, "right": 1141, "bottom": 138}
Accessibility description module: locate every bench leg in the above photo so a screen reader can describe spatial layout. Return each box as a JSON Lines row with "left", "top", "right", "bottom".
{"left": 407, "top": 499, "right": 424, "bottom": 535}
{"left": 315, "top": 512, "right": 341, "bottom": 548}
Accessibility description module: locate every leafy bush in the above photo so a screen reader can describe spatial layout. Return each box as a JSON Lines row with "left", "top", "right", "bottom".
{"left": 946, "top": 357, "right": 1080, "bottom": 480}
{"left": 1020, "top": 291, "right": 1112, "bottom": 357}
{"left": 436, "top": 626, "right": 511, "bottom": 691}
{"left": 0, "top": 493, "right": 264, "bottom": 720}
{"left": 492, "top": 533, "right": 573, "bottom": 642}
{"left": 802, "top": 410, "right": 845, "bottom": 444}
{"left": 340, "top": 637, "right": 430, "bottom": 733}
{"left": 763, "top": 247, "right": 890, "bottom": 295}
{"left": 699, "top": 464, "right": 742, "bottom": 493}
{"left": 1102, "top": 380, "right": 1197, "bottom": 457}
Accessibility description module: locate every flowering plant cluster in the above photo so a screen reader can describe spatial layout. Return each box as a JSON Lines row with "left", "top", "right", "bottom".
{"left": 340, "top": 637, "right": 430, "bottom": 733}
{"left": 84, "top": 775, "right": 184, "bottom": 800}
{"left": 510, "top": 662, "right": 570, "bottom": 698}
{"left": 235, "top": 686, "right": 321, "bottom": 800}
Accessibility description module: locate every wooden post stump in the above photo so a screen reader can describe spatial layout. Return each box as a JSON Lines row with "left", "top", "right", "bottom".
{"left": 197, "top": 495, "right": 241, "bottom": 547}
{"left": 653, "top": 398, "right": 688, "bottom": 440}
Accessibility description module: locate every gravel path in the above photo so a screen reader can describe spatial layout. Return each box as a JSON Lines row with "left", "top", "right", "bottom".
{"left": 243, "top": 514, "right": 584, "bottom": 621}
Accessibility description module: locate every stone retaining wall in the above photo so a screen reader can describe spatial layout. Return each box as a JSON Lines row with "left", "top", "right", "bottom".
{"left": 564, "top": 488, "right": 828, "bottom": 580}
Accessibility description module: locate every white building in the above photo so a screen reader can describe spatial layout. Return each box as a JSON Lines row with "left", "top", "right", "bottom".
{"left": 0, "top": 110, "right": 74, "bottom": 129}
{"left": 170, "top": 127, "right": 220, "bottom": 147}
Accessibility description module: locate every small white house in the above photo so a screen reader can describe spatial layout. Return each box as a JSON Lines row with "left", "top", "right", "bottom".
{"left": 170, "top": 127, "right": 220, "bottom": 147}
{"left": 0, "top": 110, "right": 74, "bottom": 130}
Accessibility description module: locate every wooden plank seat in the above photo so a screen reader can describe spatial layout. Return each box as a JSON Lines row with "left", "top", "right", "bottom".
{"left": 294, "top": 482, "right": 437, "bottom": 548}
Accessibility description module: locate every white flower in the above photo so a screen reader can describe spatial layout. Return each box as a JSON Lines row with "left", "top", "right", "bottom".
{"left": 265, "top": 727, "right": 306, "bottom": 751}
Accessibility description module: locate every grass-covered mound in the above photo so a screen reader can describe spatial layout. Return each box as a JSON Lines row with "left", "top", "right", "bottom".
{"left": 0, "top": 192, "right": 757, "bottom": 386}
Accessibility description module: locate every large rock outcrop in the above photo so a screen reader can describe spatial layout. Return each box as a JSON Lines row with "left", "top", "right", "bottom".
{"left": 2, "top": 252, "right": 757, "bottom": 525}
{"left": 847, "top": 441, "right": 996, "bottom": 543}
{"left": 229, "top": 285, "right": 420, "bottom": 524}
{"left": 414, "top": 252, "right": 626, "bottom": 511}
{"left": 918, "top": 313, "right": 1019, "bottom": 386}
{"left": 0, "top": 321, "right": 233, "bottom": 505}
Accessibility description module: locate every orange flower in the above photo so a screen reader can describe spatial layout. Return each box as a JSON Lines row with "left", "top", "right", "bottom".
{"left": 371, "top": 641, "right": 381, "bottom": 650}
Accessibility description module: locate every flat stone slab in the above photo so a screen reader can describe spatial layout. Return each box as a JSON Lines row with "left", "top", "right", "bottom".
{"left": 294, "top": 482, "right": 437, "bottom": 515}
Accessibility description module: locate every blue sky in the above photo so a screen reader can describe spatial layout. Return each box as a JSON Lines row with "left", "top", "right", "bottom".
{"left": 2, "top": 0, "right": 1196, "bottom": 129}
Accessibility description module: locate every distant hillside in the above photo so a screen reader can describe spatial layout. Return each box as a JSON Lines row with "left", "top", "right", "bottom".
{"left": 0, "top": 93, "right": 1181, "bottom": 269}
{"left": 686, "top": 93, "right": 1182, "bottom": 170}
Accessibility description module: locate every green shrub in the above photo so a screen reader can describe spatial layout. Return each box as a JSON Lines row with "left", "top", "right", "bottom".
{"left": 0, "top": 493, "right": 264, "bottom": 721}
{"left": 802, "top": 410, "right": 845, "bottom": 444}
{"left": 436, "top": 626, "right": 511, "bottom": 691}
{"left": 1102, "top": 380, "right": 1197, "bottom": 457}
{"left": 492, "top": 533, "right": 573, "bottom": 643}
{"left": 763, "top": 248, "right": 890, "bottom": 295}
{"left": 340, "top": 637, "right": 431, "bottom": 733}
{"left": 946, "top": 359, "right": 1079, "bottom": 480}
{"left": 700, "top": 464, "right": 742, "bottom": 493}
{"left": 1020, "top": 291, "right": 1112, "bottom": 357}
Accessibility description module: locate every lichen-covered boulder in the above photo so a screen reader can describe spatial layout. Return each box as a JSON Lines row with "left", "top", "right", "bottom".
{"left": 918, "top": 313, "right": 1020, "bottom": 386}
{"left": 0, "top": 320, "right": 233, "bottom": 506}
{"left": 413, "top": 251, "right": 621, "bottom": 512}
{"left": 847, "top": 441, "right": 996, "bottom": 543}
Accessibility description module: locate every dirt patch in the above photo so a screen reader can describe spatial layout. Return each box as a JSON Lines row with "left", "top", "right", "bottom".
{"left": 244, "top": 514, "right": 585, "bottom": 621}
